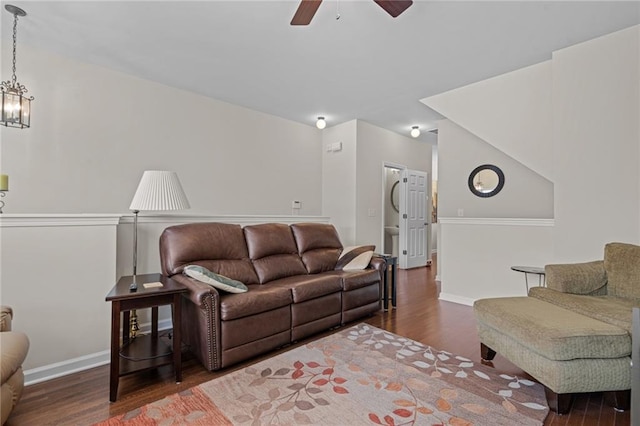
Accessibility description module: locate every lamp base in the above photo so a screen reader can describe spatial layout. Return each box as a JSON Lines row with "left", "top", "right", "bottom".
{"left": 129, "top": 309, "right": 139, "bottom": 338}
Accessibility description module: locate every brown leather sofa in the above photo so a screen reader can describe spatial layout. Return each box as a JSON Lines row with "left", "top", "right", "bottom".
{"left": 160, "top": 222, "right": 384, "bottom": 371}
{"left": 1, "top": 306, "right": 29, "bottom": 425}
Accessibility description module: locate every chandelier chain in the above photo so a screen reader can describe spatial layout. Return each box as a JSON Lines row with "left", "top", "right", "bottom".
{"left": 11, "top": 11, "right": 18, "bottom": 86}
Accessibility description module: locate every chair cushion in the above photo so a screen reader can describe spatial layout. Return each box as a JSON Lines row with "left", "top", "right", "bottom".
{"left": 604, "top": 242, "right": 640, "bottom": 299}
{"left": 474, "top": 297, "right": 630, "bottom": 361}
{"left": 0, "top": 331, "right": 29, "bottom": 384}
{"left": 529, "top": 287, "right": 636, "bottom": 333}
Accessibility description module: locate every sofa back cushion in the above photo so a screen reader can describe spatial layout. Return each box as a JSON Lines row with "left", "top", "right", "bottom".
{"left": 604, "top": 242, "right": 640, "bottom": 299}
{"left": 244, "top": 223, "right": 308, "bottom": 283}
{"left": 160, "top": 222, "right": 259, "bottom": 284}
{"left": 290, "top": 223, "right": 343, "bottom": 273}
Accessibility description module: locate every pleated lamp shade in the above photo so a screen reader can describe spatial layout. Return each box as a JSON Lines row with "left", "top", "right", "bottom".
{"left": 129, "top": 171, "right": 190, "bottom": 211}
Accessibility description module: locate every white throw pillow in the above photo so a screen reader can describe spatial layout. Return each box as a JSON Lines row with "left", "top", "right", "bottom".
{"left": 183, "top": 265, "right": 248, "bottom": 293}
{"left": 336, "top": 245, "right": 375, "bottom": 270}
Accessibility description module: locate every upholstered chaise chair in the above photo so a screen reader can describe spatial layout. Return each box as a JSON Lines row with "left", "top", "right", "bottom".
{"left": 1, "top": 306, "right": 29, "bottom": 425}
{"left": 475, "top": 242, "right": 640, "bottom": 414}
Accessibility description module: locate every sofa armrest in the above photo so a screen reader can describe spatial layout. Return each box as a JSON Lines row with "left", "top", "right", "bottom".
{"left": 169, "top": 274, "right": 221, "bottom": 308}
{"left": 369, "top": 256, "right": 387, "bottom": 283}
{"left": 545, "top": 260, "right": 607, "bottom": 295}
{"left": 1, "top": 306, "right": 13, "bottom": 332}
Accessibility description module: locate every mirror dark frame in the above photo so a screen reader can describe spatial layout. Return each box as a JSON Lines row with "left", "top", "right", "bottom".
{"left": 468, "top": 164, "right": 505, "bottom": 198}
{"left": 390, "top": 181, "right": 400, "bottom": 213}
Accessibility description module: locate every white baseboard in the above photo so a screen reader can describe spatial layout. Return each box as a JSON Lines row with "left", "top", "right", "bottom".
{"left": 438, "top": 292, "right": 475, "bottom": 306}
{"left": 24, "top": 318, "right": 174, "bottom": 386}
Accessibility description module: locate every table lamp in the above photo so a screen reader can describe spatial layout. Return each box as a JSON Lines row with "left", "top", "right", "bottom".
{"left": 128, "top": 171, "right": 190, "bottom": 336}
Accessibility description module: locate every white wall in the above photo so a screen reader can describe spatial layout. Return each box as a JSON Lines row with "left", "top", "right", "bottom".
{"left": 321, "top": 120, "right": 358, "bottom": 244}
{"left": 424, "top": 62, "right": 553, "bottom": 181}
{"left": 0, "top": 43, "right": 323, "bottom": 216}
{"left": 437, "top": 120, "right": 554, "bottom": 219}
{"left": 423, "top": 25, "right": 639, "bottom": 302}
{"left": 552, "top": 25, "right": 640, "bottom": 262}
{"left": 321, "top": 120, "right": 432, "bottom": 248}
{"left": 438, "top": 218, "right": 554, "bottom": 305}
{"left": 0, "top": 215, "right": 119, "bottom": 380}
{"left": 355, "top": 121, "right": 432, "bottom": 250}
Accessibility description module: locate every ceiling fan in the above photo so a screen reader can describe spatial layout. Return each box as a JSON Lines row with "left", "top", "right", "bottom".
{"left": 291, "top": 0, "right": 413, "bottom": 25}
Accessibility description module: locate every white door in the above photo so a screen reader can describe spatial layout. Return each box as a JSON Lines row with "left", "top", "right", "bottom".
{"left": 399, "top": 169, "right": 430, "bottom": 269}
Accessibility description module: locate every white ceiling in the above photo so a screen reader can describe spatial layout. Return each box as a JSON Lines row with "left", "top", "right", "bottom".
{"left": 3, "top": 1, "right": 639, "bottom": 142}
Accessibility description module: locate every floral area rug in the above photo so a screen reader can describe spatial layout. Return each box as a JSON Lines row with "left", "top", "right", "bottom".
{"left": 99, "top": 324, "right": 548, "bottom": 425}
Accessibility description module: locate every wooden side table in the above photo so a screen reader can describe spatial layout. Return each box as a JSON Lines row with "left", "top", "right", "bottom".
{"left": 376, "top": 255, "right": 398, "bottom": 311}
{"left": 105, "top": 273, "right": 187, "bottom": 402}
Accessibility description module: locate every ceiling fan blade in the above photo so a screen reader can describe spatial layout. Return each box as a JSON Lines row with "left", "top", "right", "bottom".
{"left": 291, "top": 0, "right": 323, "bottom": 26}
{"left": 374, "top": 0, "right": 413, "bottom": 18}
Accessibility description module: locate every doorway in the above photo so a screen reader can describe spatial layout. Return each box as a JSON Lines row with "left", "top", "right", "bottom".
{"left": 382, "top": 165, "right": 403, "bottom": 257}
{"left": 382, "top": 164, "right": 432, "bottom": 269}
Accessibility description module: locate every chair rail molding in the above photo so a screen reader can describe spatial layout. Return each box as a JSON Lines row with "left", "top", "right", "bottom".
{"left": 438, "top": 217, "right": 554, "bottom": 227}
{"left": 0, "top": 213, "right": 122, "bottom": 227}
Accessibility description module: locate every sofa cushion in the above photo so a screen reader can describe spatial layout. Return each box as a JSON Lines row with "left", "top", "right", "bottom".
{"left": 183, "top": 265, "right": 248, "bottom": 294}
{"left": 291, "top": 223, "right": 342, "bottom": 273}
{"left": 219, "top": 285, "right": 292, "bottom": 321}
{"left": 474, "top": 297, "right": 631, "bottom": 361}
{"left": 604, "top": 242, "right": 640, "bottom": 299}
{"left": 244, "top": 223, "right": 308, "bottom": 283}
{"left": 268, "top": 274, "right": 343, "bottom": 303}
{"left": 329, "top": 269, "right": 380, "bottom": 291}
{"left": 529, "top": 287, "right": 636, "bottom": 333}
{"left": 336, "top": 245, "right": 375, "bottom": 271}
{"left": 160, "top": 222, "right": 259, "bottom": 284}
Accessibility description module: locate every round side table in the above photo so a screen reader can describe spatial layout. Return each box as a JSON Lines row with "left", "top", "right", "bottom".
{"left": 511, "top": 266, "right": 546, "bottom": 292}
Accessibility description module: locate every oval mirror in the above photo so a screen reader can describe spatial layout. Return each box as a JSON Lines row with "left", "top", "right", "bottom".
{"left": 390, "top": 181, "right": 400, "bottom": 213}
{"left": 468, "top": 164, "right": 505, "bottom": 198}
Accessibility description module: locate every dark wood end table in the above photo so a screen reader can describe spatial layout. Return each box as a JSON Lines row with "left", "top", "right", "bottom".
{"left": 376, "top": 255, "right": 398, "bottom": 311}
{"left": 105, "top": 273, "right": 187, "bottom": 402}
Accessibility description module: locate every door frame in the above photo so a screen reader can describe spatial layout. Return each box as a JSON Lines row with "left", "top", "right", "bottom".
{"left": 381, "top": 162, "right": 407, "bottom": 257}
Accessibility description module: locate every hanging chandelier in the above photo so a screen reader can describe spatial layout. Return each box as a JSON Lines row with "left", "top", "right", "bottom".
{"left": 1, "top": 4, "right": 33, "bottom": 129}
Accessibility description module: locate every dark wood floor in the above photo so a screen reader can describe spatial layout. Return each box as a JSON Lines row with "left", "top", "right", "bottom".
{"left": 8, "top": 260, "right": 630, "bottom": 425}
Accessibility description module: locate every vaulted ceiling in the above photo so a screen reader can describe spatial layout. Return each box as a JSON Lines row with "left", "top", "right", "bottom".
{"left": 3, "top": 1, "right": 639, "bottom": 142}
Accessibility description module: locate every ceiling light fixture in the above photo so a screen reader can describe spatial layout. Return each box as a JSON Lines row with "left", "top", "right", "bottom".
{"left": 410, "top": 126, "right": 420, "bottom": 138}
{"left": 1, "top": 5, "right": 33, "bottom": 129}
{"left": 316, "top": 117, "right": 327, "bottom": 129}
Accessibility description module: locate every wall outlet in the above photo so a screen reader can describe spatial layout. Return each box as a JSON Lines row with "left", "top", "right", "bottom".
{"left": 292, "top": 200, "right": 301, "bottom": 209}
{"left": 326, "top": 144, "right": 333, "bottom": 152}
{"left": 332, "top": 142, "right": 343, "bottom": 152}
{"left": 457, "top": 208, "right": 464, "bottom": 217}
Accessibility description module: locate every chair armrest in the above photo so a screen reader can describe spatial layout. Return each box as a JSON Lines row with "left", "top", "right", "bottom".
{"left": 545, "top": 260, "right": 607, "bottom": 295}
{"left": 1, "top": 306, "right": 13, "bottom": 332}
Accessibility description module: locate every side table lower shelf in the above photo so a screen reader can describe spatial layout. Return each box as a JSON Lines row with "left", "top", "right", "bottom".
{"left": 118, "top": 334, "right": 174, "bottom": 376}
